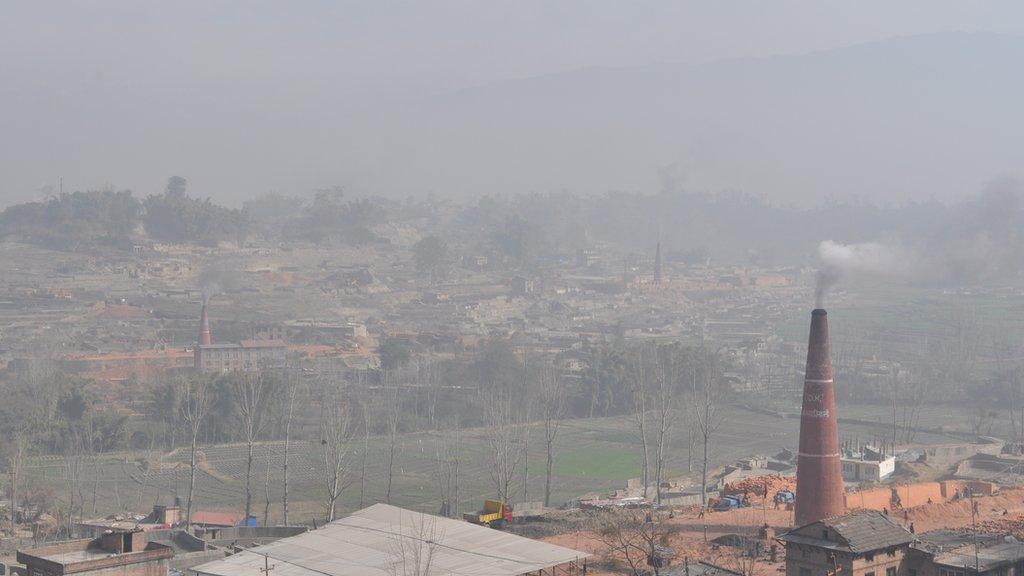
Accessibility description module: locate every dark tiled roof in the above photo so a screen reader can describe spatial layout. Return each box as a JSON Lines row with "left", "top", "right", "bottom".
{"left": 823, "top": 510, "right": 915, "bottom": 553}
{"left": 780, "top": 510, "right": 915, "bottom": 554}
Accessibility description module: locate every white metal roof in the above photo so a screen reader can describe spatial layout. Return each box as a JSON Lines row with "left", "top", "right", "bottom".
{"left": 191, "top": 504, "right": 588, "bottom": 576}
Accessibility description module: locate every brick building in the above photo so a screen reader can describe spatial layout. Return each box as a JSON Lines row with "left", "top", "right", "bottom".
{"left": 783, "top": 511, "right": 1024, "bottom": 576}
{"left": 781, "top": 511, "right": 915, "bottom": 576}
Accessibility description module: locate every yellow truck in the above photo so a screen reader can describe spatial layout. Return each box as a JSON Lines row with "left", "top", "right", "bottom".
{"left": 463, "top": 500, "right": 513, "bottom": 528}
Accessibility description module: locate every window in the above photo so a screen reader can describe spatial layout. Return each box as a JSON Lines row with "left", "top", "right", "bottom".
{"left": 822, "top": 530, "right": 830, "bottom": 540}
{"left": 866, "top": 553, "right": 875, "bottom": 562}
{"left": 887, "top": 567, "right": 897, "bottom": 576}
{"left": 866, "top": 571, "right": 875, "bottom": 576}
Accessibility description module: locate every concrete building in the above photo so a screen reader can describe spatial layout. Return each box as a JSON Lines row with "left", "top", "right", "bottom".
{"left": 18, "top": 530, "right": 173, "bottom": 576}
{"left": 780, "top": 511, "right": 915, "bottom": 576}
{"left": 842, "top": 447, "right": 897, "bottom": 483}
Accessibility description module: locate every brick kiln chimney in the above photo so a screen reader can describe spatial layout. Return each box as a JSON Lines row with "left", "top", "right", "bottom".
{"left": 654, "top": 241, "right": 663, "bottom": 284}
{"left": 198, "top": 303, "right": 212, "bottom": 346}
{"left": 794, "top": 308, "right": 845, "bottom": 525}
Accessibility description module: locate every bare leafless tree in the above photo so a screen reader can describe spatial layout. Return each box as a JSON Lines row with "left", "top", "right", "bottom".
{"left": 318, "top": 379, "right": 353, "bottom": 521}
{"left": 520, "top": 356, "right": 533, "bottom": 503}
{"left": 591, "top": 509, "right": 670, "bottom": 576}
{"left": 434, "top": 420, "right": 461, "bottom": 517}
{"left": 536, "top": 364, "right": 567, "bottom": 508}
{"left": 382, "top": 372, "right": 403, "bottom": 504}
{"left": 263, "top": 445, "right": 273, "bottom": 527}
{"left": 485, "top": 388, "right": 527, "bottom": 504}
{"left": 628, "top": 347, "right": 653, "bottom": 498}
{"left": 281, "top": 369, "right": 301, "bottom": 526}
{"left": 7, "top": 428, "right": 30, "bottom": 534}
{"left": 61, "top": 431, "right": 86, "bottom": 536}
{"left": 692, "top": 346, "right": 725, "bottom": 506}
{"left": 359, "top": 395, "right": 371, "bottom": 509}
{"left": 386, "top": 512, "right": 444, "bottom": 576}
{"left": 652, "top": 346, "right": 684, "bottom": 505}
{"left": 180, "top": 374, "right": 211, "bottom": 529}
{"left": 231, "top": 372, "right": 275, "bottom": 522}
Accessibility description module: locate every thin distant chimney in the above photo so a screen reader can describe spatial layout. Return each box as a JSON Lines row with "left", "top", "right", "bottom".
{"left": 199, "top": 303, "right": 212, "bottom": 346}
{"left": 794, "top": 308, "right": 845, "bottom": 525}
{"left": 654, "top": 241, "right": 663, "bottom": 284}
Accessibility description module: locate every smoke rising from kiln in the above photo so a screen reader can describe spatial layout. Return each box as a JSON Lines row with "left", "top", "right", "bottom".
{"left": 814, "top": 241, "right": 911, "bottom": 307}
{"left": 201, "top": 283, "right": 220, "bottom": 305}
{"left": 814, "top": 177, "right": 1024, "bottom": 307}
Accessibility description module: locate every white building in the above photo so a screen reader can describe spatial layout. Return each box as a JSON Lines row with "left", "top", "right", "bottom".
{"left": 841, "top": 446, "right": 896, "bottom": 483}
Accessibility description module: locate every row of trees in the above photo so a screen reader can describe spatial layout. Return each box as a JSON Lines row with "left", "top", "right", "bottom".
{"left": 1, "top": 337, "right": 731, "bottom": 534}
{"left": 0, "top": 178, "right": 251, "bottom": 249}
{"left": 0, "top": 361, "right": 131, "bottom": 536}
{"left": 0, "top": 179, "right": 397, "bottom": 251}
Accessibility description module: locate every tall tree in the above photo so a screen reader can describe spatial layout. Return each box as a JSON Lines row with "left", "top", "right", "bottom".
{"left": 652, "top": 345, "right": 684, "bottom": 506}
{"left": 230, "top": 372, "right": 275, "bottom": 522}
{"left": 318, "top": 379, "right": 353, "bottom": 521}
{"left": 692, "top": 347, "right": 725, "bottom": 506}
{"left": 165, "top": 176, "right": 188, "bottom": 198}
{"left": 180, "top": 374, "right": 211, "bottom": 529}
{"left": 485, "top": 388, "right": 526, "bottom": 504}
{"left": 382, "top": 373, "right": 403, "bottom": 504}
{"left": 434, "top": 420, "right": 461, "bottom": 518}
{"left": 281, "top": 370, "right": 302, "bottom": 526}
{"left": 627, "top": 347, "right": 653, "bottom": 498}
{"left": 6, "top": 428, "right": 30, "bottom": 535}
{"left": 536, "top": 364, "right": 567, "bottom": 508}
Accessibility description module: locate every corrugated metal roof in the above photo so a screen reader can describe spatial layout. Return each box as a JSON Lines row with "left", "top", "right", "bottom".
{"left": 191, "top": 504, "right": 588, "bottom": 576}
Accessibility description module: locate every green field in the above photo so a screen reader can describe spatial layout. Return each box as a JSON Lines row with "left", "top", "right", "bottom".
{"left": 20, "top": 402, "right": 969, "bottom": 527}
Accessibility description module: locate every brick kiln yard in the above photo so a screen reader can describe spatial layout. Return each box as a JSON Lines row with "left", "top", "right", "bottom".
{"left": 538, "top": 480, "right": 1024, "bottom": 576}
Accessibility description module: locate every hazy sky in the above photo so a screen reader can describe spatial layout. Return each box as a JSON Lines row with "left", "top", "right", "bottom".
{"left": 3, "top": 1, "right": 1024, "bottom": 205}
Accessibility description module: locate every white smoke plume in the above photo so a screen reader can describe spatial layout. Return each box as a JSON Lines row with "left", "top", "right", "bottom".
{"left": 814, "top": 177, "right": 1024, "bottom": 307}
{"left": 814, "top": 240, "right": 915, "bottom": 308}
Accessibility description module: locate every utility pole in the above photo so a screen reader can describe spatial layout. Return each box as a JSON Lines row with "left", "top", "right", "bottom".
{"left": 260, "top": 554, "right": 275, "bottom": 576}
{"left": 970, "top": 491, "right": 980, "bottom": 576}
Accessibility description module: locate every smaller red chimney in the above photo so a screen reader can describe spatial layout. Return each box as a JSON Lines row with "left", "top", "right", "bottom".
{"left": 199, "top": 303, "right": 212, "bottom": 346}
